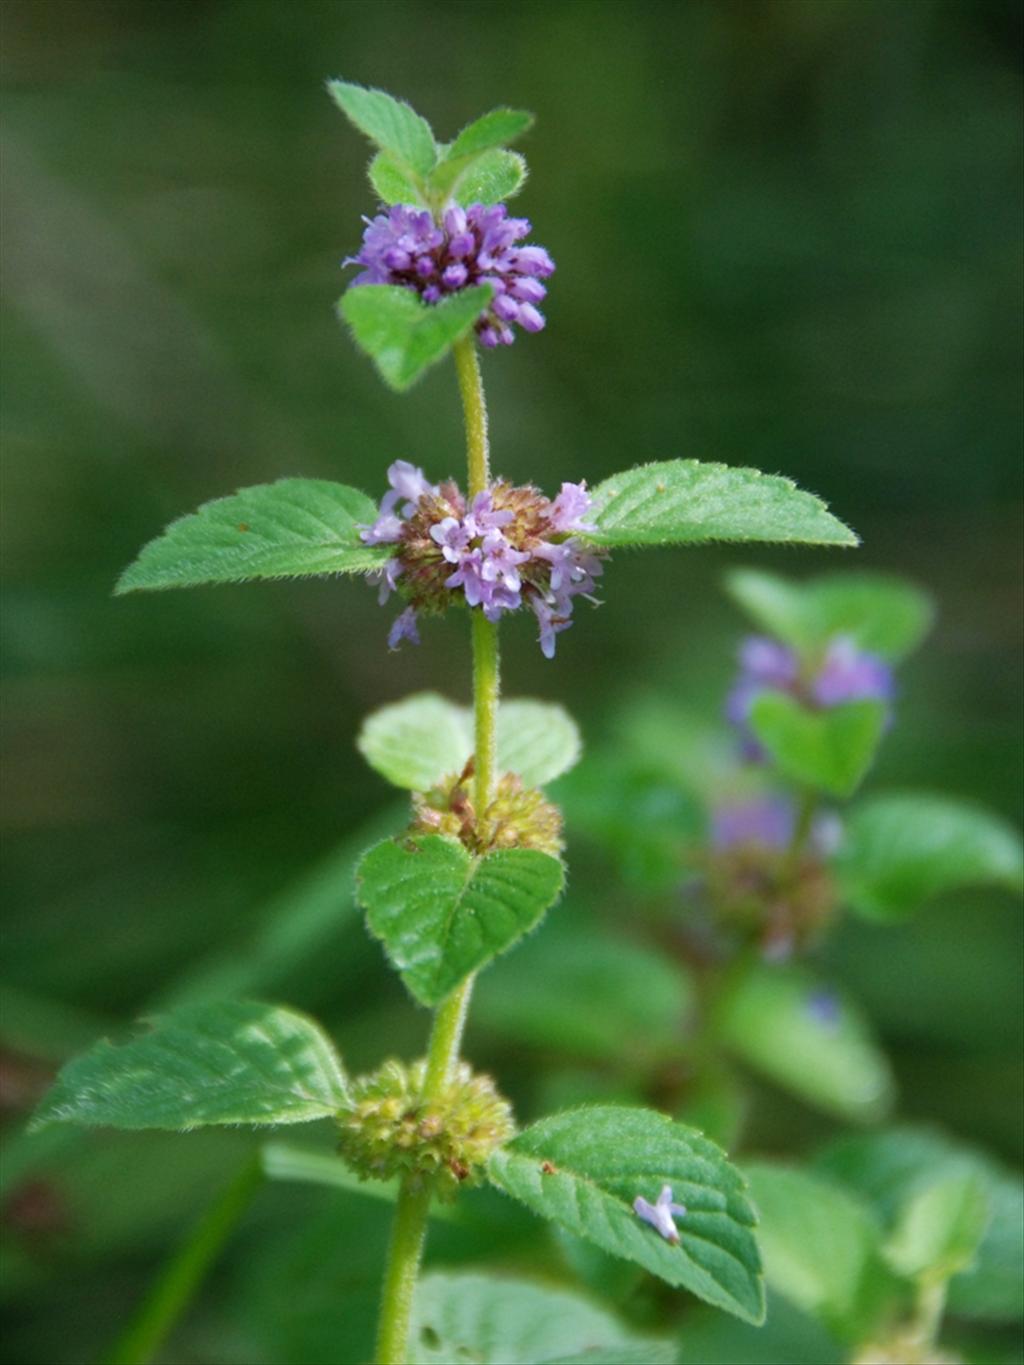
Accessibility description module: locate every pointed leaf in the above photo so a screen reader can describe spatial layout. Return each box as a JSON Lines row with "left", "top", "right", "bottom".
{"left": 115, "top": 480, "right": 387, "bottom": 594}
{"left": 32, "top": 1001, "right": 348, "bottom": 1131}
{"left": 725, "top": 569, "right": 933, "bottom": 662}
{"left": 448, "top": 109, "right": 535, "bottom": 160}
{"left": 748, "top": 694, "right": 886, "bottom": 798}
{"left": 715, "top": 964, "right": 894, "bottom": 1122}
{"left": 260, "top": 1143, "right": 460, "bottom": 1222}
{"left": 327, "top": 80, "right": 437, "bottom": 181}
{"left": 450, "top": 148, "right": 528, "bottom": 206}
{"left": 744, "top": 1164, "right": 894, "bottom": 1340}
{"left": 357, "top": 834, "right": 564, "bottom": 1006}
{"left": 369, "top": 150, "right": 426, "bottom": 206}
{"left": 884, "top": 1173, "right": 989, "bottom": 1283}
{"left": 837, "top": 793, "right": 1024, "bottom": 920}
{"left": 487, "top": 1106, "right": 764, "bottom": 1324}
{"left": 340, "top": 284, "right": 492, "bottom": 391}
{"left": 584, "top": 461, "right": 857, "bottom": 550}
{"left": 357, "top": 693, "right": 580, "bottom": 790}
{"left": 410, "top": 1271, "right": 676, "bottom": 1365}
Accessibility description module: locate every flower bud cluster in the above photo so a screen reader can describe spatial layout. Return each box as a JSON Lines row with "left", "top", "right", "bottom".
{"left": 346, "top": 202, "right": 555, "bottom": 346}
{"left": 336, "top": 1057, "right": 515, "bottom": 1198}
{"left": 726, "top": 635, "right": 894, "bottom": 759}
{"left": 411, "top": 762, "right": 564, "bottom": 857}
{"left": 361, "top": 461, "right": 606, "bottom": 657}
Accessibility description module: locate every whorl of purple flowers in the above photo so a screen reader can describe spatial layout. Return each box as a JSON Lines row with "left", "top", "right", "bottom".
{"left": 346, "top": 203, "right": 555, "bottom": 346}
{"left": 726, "top": 634, "right": 894, "bottom": 758}
{"left": 360, "top": 460, "right": 604, "bottom": 657}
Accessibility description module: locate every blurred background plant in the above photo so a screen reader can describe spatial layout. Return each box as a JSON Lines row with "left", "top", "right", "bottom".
{"left": 2, "top": 1, "right": 1021, "bottom": 1363}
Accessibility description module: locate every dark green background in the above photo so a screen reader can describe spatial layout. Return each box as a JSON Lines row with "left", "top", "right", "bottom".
{"left": 2, "top": 1, "right": 1021, "bottom": 1361}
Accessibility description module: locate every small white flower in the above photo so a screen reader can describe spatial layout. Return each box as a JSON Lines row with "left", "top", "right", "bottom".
{"left": 633, "top": 1183, "right": 686, "bottom": 1244}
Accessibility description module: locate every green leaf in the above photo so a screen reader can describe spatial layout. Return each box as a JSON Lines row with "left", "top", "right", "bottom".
{"left": 115, "top": 480, "right": 386, "bottom": 594}
{"left": 837, "top": 793, "right": 1024, "bottom": 920}
{"left": 327, "top": 80, "right": 437, "bottom": 183}
{"left": 356, "top": 834, "right": 564, "bottom": 1006}
{"left": 584, "top": 461, "right": 858, "bottom": 550}
{"left": 748, "top": 694, "right": 887, "bottom": 798}
{"left": 814, "top": 1127, "right": 1024, "bottom": 1323}
{"left": 340, "top": 284, "right": 491, "bottom": 391}
{"left": 450, "top": 148, "right": 528, "bottom": 206}
{"left": 32, "top": 1001, "right": 348, "bottom": 1131}
{"left": 715, "top": 964, "right": 894, "bottom": 1122}
{"left": 884, "top": 1173, "right": 989, "bottom": 1283}
{"left": 475, "top": 924, "right": 693, "bottom": 1062}
{"left": 368, "top": 150, "right": 425, "bottom": 206}
{"left": 260, "top": 1142, "right": 460, "bottom": 1222}
{"left": 447, "top": 109, "right": 535, "bottom": 160}
{"left": 356, "top": 692, "right": 581, "bottom": 790}
{"left": 410, "top": 1271, "right": 676, "bottom": 1365}
{"left": 725, "top": 569, "right": 933, "bottom": 662}
{"left": 744, "top": 1164, "right": 893, "bottom": 1341}
{"left": 487, "top": 1106, "right": 765, "bottom": 1324}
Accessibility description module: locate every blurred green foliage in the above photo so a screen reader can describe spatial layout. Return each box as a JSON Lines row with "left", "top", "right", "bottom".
{"left": 2, "top": 1, "right": 1021, "bottom": 1361}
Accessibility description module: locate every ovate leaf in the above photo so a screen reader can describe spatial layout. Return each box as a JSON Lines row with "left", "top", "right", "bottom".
{"left": 744, "top": 1164, "right": 893, "bottom": 1341}
{"left": 837, "top": 793, "right": 1024, "bottom": 921}
{"left": 884, "top": 1173, "right": 989, "bottom": 1283}
{"left": 369, "top": 151, "right": 425, "bottom": 206}
{"left": 357, "top": 834, "right": 564, "bottom": 1006}
{"left": 450, "top": 148, "right": 528, "bottom": 206}
{"left": 447, "top": 109, "right": 535, "bottom": 160}
{"left": 715, "top": 964, "right": 894, "bottom": 1122}
{"left": 487, "top": 1106, "right": 764, "bottom": 1324}
{"left": 748, "top": 694, "right": 886, "bottom": 798}
{"left": 327, "top": 80, "right": 437, "bottom": 183}
{"left": 341, "top": 284, "right": 491, "bottom": 391}
{"left": 357, "top": 692, "right": 581, "bottom": 789}
{"left": 410, "top": 1271, "right": 676, "bottom": 1365}
{"left": 32, "top": 1001, "right": 348, "bottom": 1131}
{"left": 115, "top": 480, "right": 387, "bottom": 593}
{"left": 260, "top": 1143, "right": 459, "bottom": 1222}
{"left": 725, "top": 569, "right": 933, "bottom": 662}
{"left": 584, "top": 461, "right": 857, "bottom": 550}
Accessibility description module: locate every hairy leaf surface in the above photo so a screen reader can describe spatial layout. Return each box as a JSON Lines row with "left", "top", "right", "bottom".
{"left": 327, "top": 80, "right": 437, "bottom": 182}
{"left": 340, "top": 284, "right": 491, "bottom": 390}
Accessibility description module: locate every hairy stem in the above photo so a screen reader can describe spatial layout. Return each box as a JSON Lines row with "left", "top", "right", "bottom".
{"left": 373, "top": 334, "right": 497, "bottom": 1365}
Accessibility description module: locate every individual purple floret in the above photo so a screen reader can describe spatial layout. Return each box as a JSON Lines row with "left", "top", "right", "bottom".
{"left": 358, "top": 465, "right": 604, "bottom": 656}
{"left": 345, "top": 202, "right": 555, "bottom": 346}
{"left": 633, "top": 1184, "right": 686, "bottom": 1244}
{"left": 725, "top": 633, "right": 893, "bottom": 758}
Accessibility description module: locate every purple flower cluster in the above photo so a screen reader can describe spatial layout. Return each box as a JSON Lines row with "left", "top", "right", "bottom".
{"left": 346, "top": 203, "right": 555, "bottom": 346}
{"left": 726, "top": 635, "right": 894, "bottom": 758}
{"left": 360, "top": 460, "right": 604, "bottom": 657}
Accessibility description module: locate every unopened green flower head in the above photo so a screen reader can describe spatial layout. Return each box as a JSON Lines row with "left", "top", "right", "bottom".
{"left": 336, "top": 1057, "right": 515, "bottom": 1198}
{"left": 410, "top": 762, "right": 563, "bottom": 857}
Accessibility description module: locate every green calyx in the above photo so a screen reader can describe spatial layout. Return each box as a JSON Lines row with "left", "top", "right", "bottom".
{"left": 336, "top": 1057, "right": 515, "bottom": 1197}
{"left": 411, "top": 764, "right": 564, "bottom": 857}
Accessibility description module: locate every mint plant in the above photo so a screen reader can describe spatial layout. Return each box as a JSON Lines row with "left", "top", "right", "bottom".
{"left": 28, "top": 82, "right": 1019, "bottom": 1365}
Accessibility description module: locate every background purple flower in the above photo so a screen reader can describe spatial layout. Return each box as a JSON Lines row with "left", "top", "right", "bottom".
{"left": 346, "top": 202, "right": 554, "bottom": 346}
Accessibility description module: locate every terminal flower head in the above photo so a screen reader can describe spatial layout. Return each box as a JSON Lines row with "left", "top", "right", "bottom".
{"left": 633, "top": 1184, "right": 686, "bottom": 1244}
{"left": 360, "top": 462, "right": 605, "bottom": 658}
{"left": 346, "top": 202, "right": 555, "bottom": 347}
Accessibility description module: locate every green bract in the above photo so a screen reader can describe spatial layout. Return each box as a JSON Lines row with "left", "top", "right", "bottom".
{"left": 32, "top": 1001, "right": 348, "bottom": 1131}
{"left": 747, "top": 694, "right": 887, "bottom": 798}
{"left": 487, "top": 1106, "right": 765, "bottom": 1324}
{"left": 115, "top": 480, "right": 386, "bottom": 593}
{"left": 340, "top": 284, "right": 494, "bottom": 391}
{"left": 357, "top": 834, "right": 565, "bottom": 1006}
{"left": 357, "top": 693, "right": 581, "bottom": 790}
{"left": 583, "top": 460, "right": 858, "bottom": 549}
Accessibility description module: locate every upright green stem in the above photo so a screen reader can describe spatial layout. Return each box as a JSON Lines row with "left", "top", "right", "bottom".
{"left": 373, "top": 334, "right": 498, "bottom": 1365}
{"left": 783, "top": 788, "right": 816, "bottom": 880}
